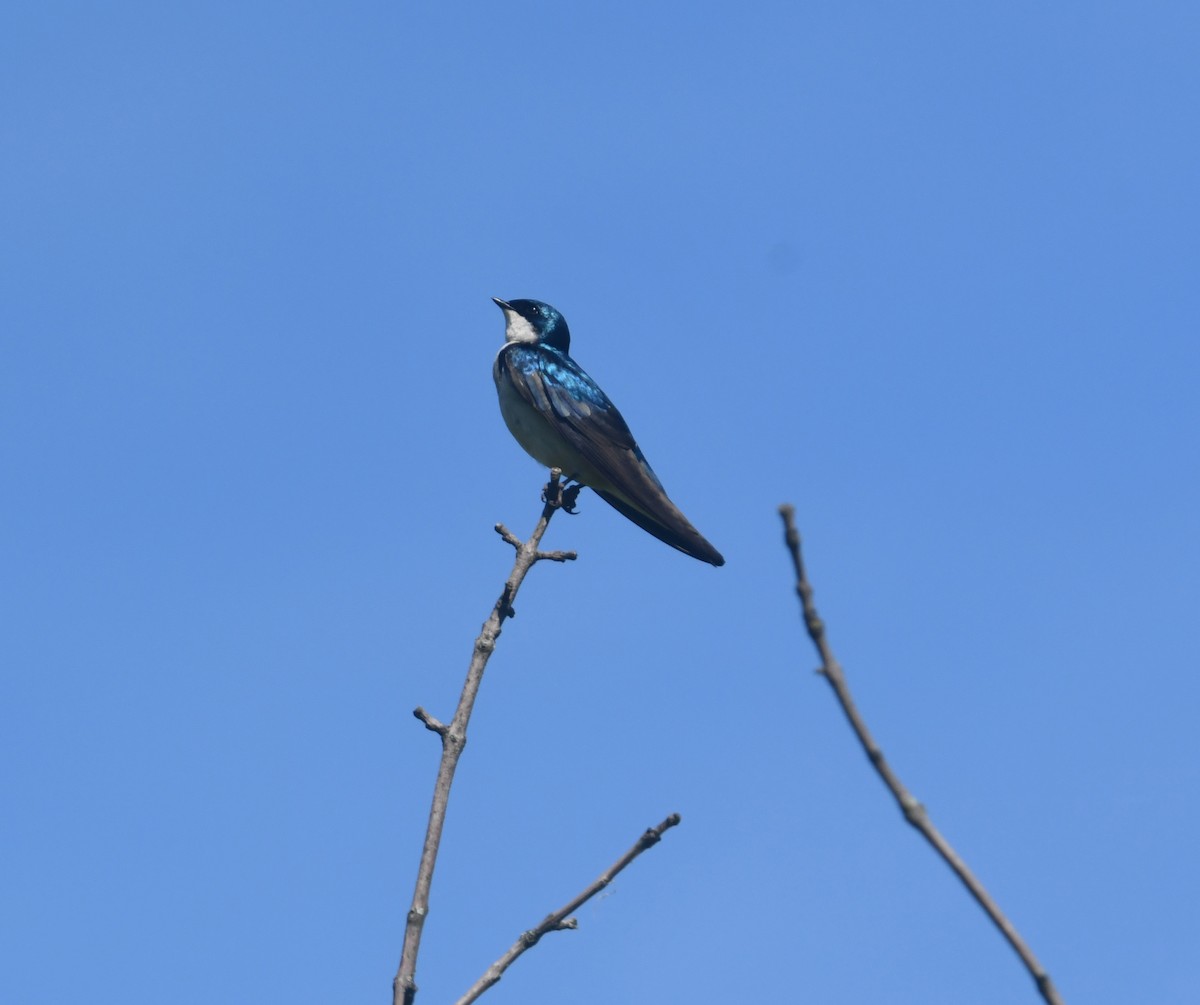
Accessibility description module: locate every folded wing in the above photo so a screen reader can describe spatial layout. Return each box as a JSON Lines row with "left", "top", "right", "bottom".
{"left": 498, "top": 345, "right": 725, "bottom": 566}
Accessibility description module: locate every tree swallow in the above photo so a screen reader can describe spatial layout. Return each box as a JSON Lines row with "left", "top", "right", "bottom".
{"left": 492, "top": 297, "right": 725, "bottom": 567}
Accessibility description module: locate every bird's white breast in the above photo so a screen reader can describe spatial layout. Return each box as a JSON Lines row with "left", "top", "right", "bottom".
{"left": 495, "top": 364, "right": 570, "bottom": 470}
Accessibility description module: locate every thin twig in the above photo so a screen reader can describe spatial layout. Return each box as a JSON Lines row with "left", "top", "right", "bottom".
{"left": 392, "top": 471, "right": 578, "bottom": 1005}
{"left": 453, "top": 813, "right": 683, "bottom": 1005}
{"left": 777, "top": 505, "right": 1064, "bottom": 1005}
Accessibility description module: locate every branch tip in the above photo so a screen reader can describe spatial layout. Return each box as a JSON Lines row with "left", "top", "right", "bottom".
{"left": 494, "top": 523, "right": 522, "bottom": 549}
{"left": 412, "top": 707, "right": 448, "bottom": 735}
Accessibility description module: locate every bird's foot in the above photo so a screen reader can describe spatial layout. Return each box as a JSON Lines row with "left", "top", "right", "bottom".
{"left": 561, "top": 481, "right": 582, "bottom": 514}
{"left": 541, "top": 473, "right": 583, "bottom": 514}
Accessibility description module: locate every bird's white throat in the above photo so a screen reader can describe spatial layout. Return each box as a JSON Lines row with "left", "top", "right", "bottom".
{"left": 500, "top": 308, "right": 539, "bottom": 344}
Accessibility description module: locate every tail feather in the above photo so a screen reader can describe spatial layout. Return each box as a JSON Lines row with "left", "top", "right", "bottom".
{"left": 594, "top": 489, "right": 725, "bottom": 567}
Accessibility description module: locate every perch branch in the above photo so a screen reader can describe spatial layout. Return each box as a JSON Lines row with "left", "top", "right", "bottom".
{"left": 777, "top": 505, "right": 1063, "bottom": 1005}
{"left": 392, "top": 471, "right": 578, "bottom": 1005}
{"left": 453, "top": 813, "right": 682, "bottom": 1005}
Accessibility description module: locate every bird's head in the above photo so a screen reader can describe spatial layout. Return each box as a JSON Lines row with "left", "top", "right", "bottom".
{"left": 493, "top": 297, "right": 571, "bottom": 353}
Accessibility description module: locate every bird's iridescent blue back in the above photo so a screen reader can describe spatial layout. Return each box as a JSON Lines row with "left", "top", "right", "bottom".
{"left": 501, "top": 342, "right": 617, "bottom": 416}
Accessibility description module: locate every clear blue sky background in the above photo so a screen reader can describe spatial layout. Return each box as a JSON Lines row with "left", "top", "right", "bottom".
{"left": 3, "top": 3, "right": 1198, "bottom": 1003}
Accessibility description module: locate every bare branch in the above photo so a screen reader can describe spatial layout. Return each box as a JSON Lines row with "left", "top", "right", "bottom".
{"left": 411, "top": 707, "right": 447, "bottom": 736}
{"left": 392, "top": 471, "right": 578, "bottom": 1005}
{"left": 777, "top": 504, "right": 1064, "bottom": 1005}
{"left": 493, "top": 523, "right": 523, "bottom": 550}
{"left": 533, "top": 548, "right": 578, "bottom": 563}
{"left": 454, "top": 814, "right": 683, "bottom": 1005}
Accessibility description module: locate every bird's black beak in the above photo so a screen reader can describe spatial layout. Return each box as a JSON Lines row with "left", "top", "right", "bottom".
{"left": 492, "top": 297, "right": 512, "bottom": 311}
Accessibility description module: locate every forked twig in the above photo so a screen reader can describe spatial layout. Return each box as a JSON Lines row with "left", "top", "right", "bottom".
{"left": 454, "top": 814, "right": 682, "bottom": 1005}
{"left": 778, "top": 505, "right": 1064, "bottom": 1005}
{"left": 393, "top": 471, "right": 578, "bottom": 1005}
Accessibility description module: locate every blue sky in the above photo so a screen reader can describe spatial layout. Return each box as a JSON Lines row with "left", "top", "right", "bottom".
{"left": 3, "top": 2, "right": 1198, "bottom": 1002}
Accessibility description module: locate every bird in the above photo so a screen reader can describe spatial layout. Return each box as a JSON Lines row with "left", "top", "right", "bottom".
{"left": 492, "top": 297, "right": 725, "bottom": 567}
